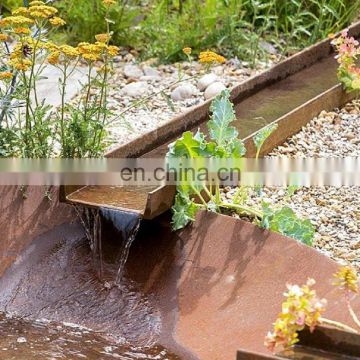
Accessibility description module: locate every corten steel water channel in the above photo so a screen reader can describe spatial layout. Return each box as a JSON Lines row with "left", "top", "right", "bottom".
{"left": 66, "top": 21, "right": 360, "bottom": 216}
{"left": 2, "top": 24, "right": 360, "bottom": 360}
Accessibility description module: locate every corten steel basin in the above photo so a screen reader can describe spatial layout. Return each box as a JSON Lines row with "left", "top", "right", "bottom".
{"left": 124, "top": 211, "right": 360, "bottom": 360}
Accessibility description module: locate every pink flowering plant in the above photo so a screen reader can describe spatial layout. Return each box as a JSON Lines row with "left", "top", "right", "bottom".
{"left": 331, "top": 29, "right": 360, "bottom": 91}
{"left": 264, "top": 279, "right": 327, "bottom": 352}
{"left": 265, "top": 266, "right": 360, "bottom": 353}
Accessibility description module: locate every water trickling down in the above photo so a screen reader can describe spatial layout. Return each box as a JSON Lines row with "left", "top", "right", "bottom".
{"left": 74, "top": 205, "right": 141, "bottom": 285}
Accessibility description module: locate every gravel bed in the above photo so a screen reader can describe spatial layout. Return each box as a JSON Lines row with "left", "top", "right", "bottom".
{"left": 102, "top": 55, "right": 278, "bottom": 151}
{"left": 225, "top": 100, "right": 360, "bottom": 271}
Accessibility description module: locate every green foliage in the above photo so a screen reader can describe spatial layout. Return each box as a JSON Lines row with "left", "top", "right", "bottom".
{"left": 168, "top": 91, "right": 314, "bottom": 246}
{"left": 261, "top": 203, "right": 314, "bottom": 246}
{"left": 4, "top": 0, "right": 356, "bottom": 65}
{"left": 253, "top": 122, "right": 278, "bottom": 158}
{"left": 128, "top": 0, "right": 360, "bottom": 64}
{"left": 172, "top": 191, "right": 200, "bottom": 230}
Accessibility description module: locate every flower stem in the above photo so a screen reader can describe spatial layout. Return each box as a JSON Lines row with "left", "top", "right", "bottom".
{"left": 320, "top": 317, "right": 359, "bottom": 333}
{"left": 346, "top": 294, "right": 360, "bottom": 329}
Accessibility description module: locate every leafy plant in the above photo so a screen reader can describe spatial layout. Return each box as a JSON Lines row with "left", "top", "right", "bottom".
{"left": 167, "top": 90, "right": 314, "bottom": 245}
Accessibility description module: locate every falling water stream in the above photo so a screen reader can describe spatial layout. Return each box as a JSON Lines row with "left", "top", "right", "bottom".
{"left": 74, "top": 206, "right": 142, "bottom": 286}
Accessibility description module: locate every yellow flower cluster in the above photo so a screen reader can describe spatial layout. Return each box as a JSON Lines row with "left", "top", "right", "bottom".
{"left": 183, "top": 47, "right": 192, "bottom": 56}
{"left": 8, "top": 43, "right": 32, "bottom": 71}
{"left": 12, "top": 7, "right": 30, "bottom": 16}
{"left": 29, "top": 4, "right": 58, "bottom": 19}
{"left": 78, "top": 38, "right": 118, "bottom": 62}
{"left": 1, "top": 16, "right": 34, "bottom": 27}
{"left": 47, "top": 44, "right": 79, "bottom": 65}
{"left": 0, "top": 72, "right": 13, "bottom": 80}
{"left": 333, "top": 266, "right": 358, "bottom": 294}
{"left": 199, "top": 50, "right": 225, "bottom": 64}
{"left": 78, "top": 42, "right": 102, "bottom": 61}
{"left": 102, "top": 0, "right": 116, "bottom": 6}
{"left": 0, "top": 33, "right": 8, "bottom": 41}
{"left": 49, "top": 17, "right": 66, "bottom": 27}
{"left": 14, "top": 27, "right": 31, "bottom": 35}
{"left": 95, "top": 33, "right": 111, "bottom": 43}
{"left": 265, "top": 279, "right": 326, "bottom": 352}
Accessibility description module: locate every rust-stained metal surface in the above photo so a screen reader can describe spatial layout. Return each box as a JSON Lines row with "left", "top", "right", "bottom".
{"left": 0, "top": 186, "right": 74, "bottom": 277}
{"left": 66, "top": 185, "right": 176, "bottom": 219}
{"left": 124, "top": 211, "right": 360, "bottom": 360}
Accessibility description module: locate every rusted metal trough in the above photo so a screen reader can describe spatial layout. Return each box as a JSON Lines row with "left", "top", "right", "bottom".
{"left": 64, "top": 21, "right": 360, "bottom": 217}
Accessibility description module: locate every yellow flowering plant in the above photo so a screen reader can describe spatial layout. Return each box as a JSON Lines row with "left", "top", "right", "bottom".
{"left": 0, "top": 0, "right": 119, "bottom": 157}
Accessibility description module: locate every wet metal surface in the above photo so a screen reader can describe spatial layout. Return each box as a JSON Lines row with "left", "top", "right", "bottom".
{"left": 0, "top": 223, "right": 162, "bottom": 346}
{"left": 0, "top": 313, "right": 180, "bottom": 360}
{"left": 67, "top": 185, "right": 158, "bottom": 214}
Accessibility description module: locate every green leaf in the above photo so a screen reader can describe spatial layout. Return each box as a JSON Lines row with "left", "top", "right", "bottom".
{"left": 167, "top": 131, "right": 203, "bottom": 158}
{"left": 171, "top": 192, "right": 200, "bottom": 231}
{"left": 208, "top": 90, "right": 238, "bottom": 147}
{"left": 268, "top": 206, "right": 314, "bottom": 246}
{"left": 228, "top": 138, "right": 246, "bottom": 158}
{"left": 253, "top": 123, "right": 278, "bottom": 154}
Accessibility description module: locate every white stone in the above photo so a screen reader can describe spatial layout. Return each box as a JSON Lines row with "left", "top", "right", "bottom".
{"left": 140, "top": 75, "right": 161, "bottom": 82}
{"left": 171, "top": 83, "right": 196, "bottom": 101}
{"left": 17, "top": 337, "right": 27, "bottom": 343}
{"left": 143, "top": 66, "right": 160, "bottom": 77}
{"left": 197, "top": 73, "right": 217, "bottom": 91}
{"left": 122, "top": 82, "right": 148, "bottom": 98}
{"left": 123, "top": 64, "right": 143, "bottom": 79}
{"left": 204, "top": 82, "right": 226, "bottom": 100}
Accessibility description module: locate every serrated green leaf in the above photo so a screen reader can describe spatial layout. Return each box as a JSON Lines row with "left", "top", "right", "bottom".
{"left": 167, "top": 131, "right": 203, "bottom": 158}
{"left": 268, "top": 206, "right": 314, "bottom": 246}
{"left": 171, "top": 193, "right": 200, "bottom": 231}
{"left": 208, "top": 90, "right": 238, "bottom": 147}
{"left": 253, "top": 123, "right": 278, "bottom": 155}
{"left": 228, "top": 138, "right": 246, "bottom": 158}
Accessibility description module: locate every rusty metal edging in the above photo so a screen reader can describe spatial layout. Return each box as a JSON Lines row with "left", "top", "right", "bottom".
{"left": 105, "top": 21, "right": 360, "bottom": 159}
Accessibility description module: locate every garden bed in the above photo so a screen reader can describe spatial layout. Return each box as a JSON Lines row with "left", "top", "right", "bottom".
{"left": 102, "top": 56, "right": 277, "bottom": 150}
{"left": 223, "top": 100, "right": 360, "bottom": 271}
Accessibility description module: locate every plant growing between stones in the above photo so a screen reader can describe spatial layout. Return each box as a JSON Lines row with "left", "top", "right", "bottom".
{"left": 265, "top": 265, "right": 360, "bottom": 353}
{"left": 167, "top": 90, "right": 314, "bottom": 245}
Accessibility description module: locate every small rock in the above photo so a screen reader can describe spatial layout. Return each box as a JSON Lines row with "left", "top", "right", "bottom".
{"left": 122, "top": 81, "right": 148, "bottom": 98}
{"left": 104, "top": 346, "right": 113, "bottom": 353}
{"left": 197, "top": 73, "right": 218, "bottom": 91}
{"left": 171, "top": 83, "right": 196, "bottom": 101}
{"left": 17, "top": 337, "right": 26, "bottom": 344}
{"left": 123, "top": 64, "right": 143, "bottom": 79}
{"left": 204, "top": 82, "right": 226, "bottom": 100}
{"left": 345, "top": 133, "right": 355, "bottom": 140}
{"left": 143, "top": 66, "right": 160, "bottom": 78}
{"left": 140, "top": 75, "right": 161, "bottom": 82}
